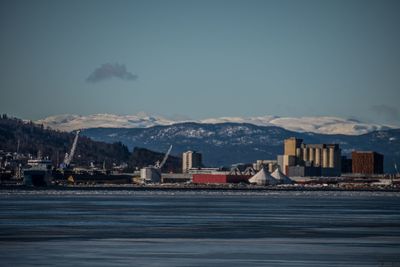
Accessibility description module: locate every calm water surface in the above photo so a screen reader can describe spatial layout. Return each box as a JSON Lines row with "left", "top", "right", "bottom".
{"left": 0, "top": 190, "right": 399, "bottom": 266}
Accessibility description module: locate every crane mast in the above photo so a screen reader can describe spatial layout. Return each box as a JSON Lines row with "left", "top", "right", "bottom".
{"left": 63, "top": 130, "right": 80, "bottom": 167}
{"left": 155, "top": 145, "right": 172, "bottom": 170}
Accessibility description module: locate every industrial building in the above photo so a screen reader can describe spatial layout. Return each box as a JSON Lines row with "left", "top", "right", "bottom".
{"left": 140, "top": 167, "right": 161, "bottom": 183}
{"left": 182, "top": 151, "right": 202, "bottom": 173}
{"left": 352, "top": 151, "right": 384, "bottom": 175}
{"left": 287, "top": 166, "right": 321, "bottom": 177}
{"left": 280, "top": 137, "right": 342, "bottom": 177}
{"left": 192, "top": 173, "right": 250, "bottom": 184}
{"left": 162, "top": 173, "right": 191, "bottom": 183}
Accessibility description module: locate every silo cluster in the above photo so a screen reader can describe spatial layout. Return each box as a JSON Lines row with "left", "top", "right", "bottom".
{"left": 281, "top": 137, "right": 341, "bottom": 177}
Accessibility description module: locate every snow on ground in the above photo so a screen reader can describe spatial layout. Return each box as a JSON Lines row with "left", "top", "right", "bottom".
{"left": 37, "top": 113, "right": 176, "bottom": 132}
{"left": 36, "top": 113, "right": 395, "bottom": 135}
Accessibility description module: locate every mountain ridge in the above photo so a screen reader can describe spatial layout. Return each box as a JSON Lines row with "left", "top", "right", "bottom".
{"left": 36, "top": 113, "right": 397, "bottom": 135}
{"left": 81, "top": 122, "right": 400, "bottom": 173}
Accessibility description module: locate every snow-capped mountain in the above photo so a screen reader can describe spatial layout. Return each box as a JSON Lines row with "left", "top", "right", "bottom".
{"left": 37, "top": 113, "right": 176, "bottom": 132}
{"left": 200, "top": 116, "right": 392, "bottom": 135}
{"left": 81, "top": 122, "right": 400, "bottom": 172}
{"left": 32, "top": 114, "right": 400, "bottom": 172}
{"left": 37, "top": 113, "right": 395, "bottom": 135}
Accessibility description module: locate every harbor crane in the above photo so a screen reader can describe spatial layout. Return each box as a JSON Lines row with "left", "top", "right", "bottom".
{"left": 140, "top": 145, "right": 173, "bottom": 183}
{"left": 154, "top": 145, "right": 173, "bottom": 170}
{"left": 63, "top": 130, "right": 80, "bottom": 168}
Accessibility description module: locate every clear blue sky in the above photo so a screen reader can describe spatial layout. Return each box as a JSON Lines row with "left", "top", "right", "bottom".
{"left": 1, "top": 0, "right": 399, "bottom": 125}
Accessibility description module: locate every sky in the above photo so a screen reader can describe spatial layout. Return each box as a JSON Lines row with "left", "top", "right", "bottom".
{"left": 0, "top": 0, "right": 399, "bottom": 125}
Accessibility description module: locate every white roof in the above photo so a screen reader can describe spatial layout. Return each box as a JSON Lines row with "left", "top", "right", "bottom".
{"left": 271, "top": 168, "right": 294, "bottom": 184}
{"left": 249, "top": 168, "right": 279, "bottom": 186}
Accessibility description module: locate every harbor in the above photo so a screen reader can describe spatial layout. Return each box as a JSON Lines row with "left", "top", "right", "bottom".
{"left": 1, "top": 132, "right": 399, "bottom": 191}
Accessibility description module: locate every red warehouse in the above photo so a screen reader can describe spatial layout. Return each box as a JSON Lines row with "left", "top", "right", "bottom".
{"left": 192, "top": 174, "right": 251, "bottom": 184}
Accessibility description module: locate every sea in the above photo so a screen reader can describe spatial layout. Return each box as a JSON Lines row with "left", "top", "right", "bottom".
{"left": 0, "top": 189, "right": 399, "bottom": 266}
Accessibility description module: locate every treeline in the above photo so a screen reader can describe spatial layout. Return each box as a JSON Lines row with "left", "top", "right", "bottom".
{"left": 0, "top": 115, "right": 181, "bottom": 172}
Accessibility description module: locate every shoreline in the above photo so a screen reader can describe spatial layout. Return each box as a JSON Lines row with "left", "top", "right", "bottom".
{"left": 1, "top": 184, "right": 400, "bottom": 192}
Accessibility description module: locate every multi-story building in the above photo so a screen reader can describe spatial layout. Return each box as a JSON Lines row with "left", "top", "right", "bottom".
{"left": 284, "top": 137, "right": 303, "bottom": 158}
{"left": 182, "top": 151, "right": 202, "bottom": 173}
{"left": 352, "top": 151, "right": 384, "bottom": 175}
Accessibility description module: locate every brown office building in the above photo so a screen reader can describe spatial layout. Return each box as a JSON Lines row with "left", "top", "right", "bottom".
{"left": 352, "top": 151, "right": 384, "bottom": 174}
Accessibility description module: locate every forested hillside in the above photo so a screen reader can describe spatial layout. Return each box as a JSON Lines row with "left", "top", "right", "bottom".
{"left": 0, "top": 115, "right": 181, "bottom": 171}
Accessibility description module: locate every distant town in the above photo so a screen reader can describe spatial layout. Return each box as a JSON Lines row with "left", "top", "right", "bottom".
{"left": 1, "top": 129, "right": 399, "bottom": 190}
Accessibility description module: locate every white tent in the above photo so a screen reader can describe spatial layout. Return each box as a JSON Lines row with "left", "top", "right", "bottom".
{"left": 271, "top": 168, "right": 294, "bottom": 184}
{"left": 249, "top": 167, "right": 279, "bottom": 186}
